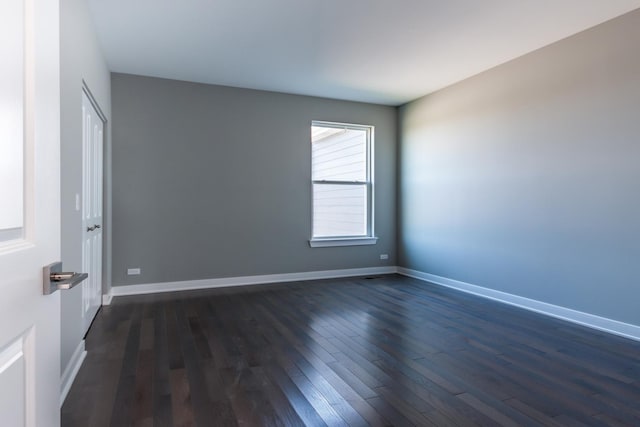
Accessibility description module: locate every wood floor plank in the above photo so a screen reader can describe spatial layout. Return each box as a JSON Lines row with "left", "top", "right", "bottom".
{"left": 132, "top": 349, "right": 153, "bottom": 426}
{"left": 109, "top": 304, "right": 142, "bottom": 427}
{"left": 151, "top": 303, "right": 174, "bottom": 427}
{"left": 169, "top": 368, "right": 194, "bottom": 427}
{"left": 456, "top": 393, "right": 527, "bottom": 427}
{"left": 174, "top": 300, "right": 216, "bottom": 426}
{"left": 503, "top": 398, "right": 566, "bottom": 427}
{"left": 263, "top": 362, "right": 329, "bottom": 427}
{"left": 365, "top": 396, "right": 417, "bottom": 427}
{"left": 251, "top": 366, "right": 306, "bottom": 427}
{"left": 165, "top": 302, "right": 184, "bottom": 371}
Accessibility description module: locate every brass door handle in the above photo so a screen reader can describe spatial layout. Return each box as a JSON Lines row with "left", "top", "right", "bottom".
{"left": 87, "top": 224, "right": 101, "bottom": 232}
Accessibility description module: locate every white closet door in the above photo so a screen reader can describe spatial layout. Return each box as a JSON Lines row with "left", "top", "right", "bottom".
{"left": 82, "top": 91, "right": 104, "bottom": 335}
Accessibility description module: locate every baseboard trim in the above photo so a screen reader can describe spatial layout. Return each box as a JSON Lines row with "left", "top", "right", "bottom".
{"left": 102, "top": 291, "right": 113, "bottom": 306}
{"left": 398, "top": 267, "right": 640, "bottom": 342}
{"left": 111, "top": 266, "right": 398, "bottom": 297}
{"left": 60, "top": 340, "right": 87, "bottom": 407}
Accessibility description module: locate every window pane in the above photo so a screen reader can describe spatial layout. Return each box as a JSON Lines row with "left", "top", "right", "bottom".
{"left": 313, "top": 183, "right": 366, "bottom": 237}
{"left": 312, "top": 127, "right": 366, "bottom": 182}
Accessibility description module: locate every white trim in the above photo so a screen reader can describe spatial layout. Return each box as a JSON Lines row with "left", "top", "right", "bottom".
{"left": 309, "top": 237, "right": 378, "bottom": 247}
{"left": 398, "top": 267, "right": 640, "bottom": 342}
{"left": 60, "top": 340, "right": 87, "bottom": 407}
{"left": 111, "top": 266, "right": 397, "bottom": 297}
{"left": 102, "top": 291, "right": 112, "bottom": 306}
{"left": 0, "top": 338, "right": 23, "bottom": 374}
{"left": 0, "top": 239, "right": 33, "bottom": 256}
{"left": 0, "top": 227, "right": 23, "bottom": 243}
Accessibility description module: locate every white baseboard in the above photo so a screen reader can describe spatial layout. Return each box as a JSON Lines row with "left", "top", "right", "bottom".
{"left": 108, "top": 265, "right": 639, "bottom": 342}
{"left": 60, "top": 340, "right": 87, "bottom": 407}
{"left": 111, "top": 266, "right": 398, "bottom": 297}
{"left": 398, "top": 267, "right": 640, "bottom": 342}
{"left": 102, "top": 291, "right": 113, "bottom": 306}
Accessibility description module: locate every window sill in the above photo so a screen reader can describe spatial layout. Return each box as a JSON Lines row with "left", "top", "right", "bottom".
{"left": 309, "top": 237, "right": 378, "bottom": 248}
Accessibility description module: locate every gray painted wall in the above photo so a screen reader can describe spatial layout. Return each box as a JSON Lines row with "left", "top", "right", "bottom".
{"left": 60, "top": 0, "right": 111, "bottom": 371}
{"left": 398, "top": 10, "right": 640, "bottom": 326}
{"left": 111, "top": 74, "right": 396, "bottom": 286}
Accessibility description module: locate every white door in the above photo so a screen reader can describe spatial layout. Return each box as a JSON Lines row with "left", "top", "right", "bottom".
{"left": 81, "top": 91, "right": 103, "bottom": 335}
{"left": 0, "top": 0, "right": 62, "bottom": 425}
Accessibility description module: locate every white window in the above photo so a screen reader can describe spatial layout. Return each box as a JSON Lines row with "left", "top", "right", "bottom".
{"left": 310, "top": 121, "right": 377, "bottom": 247}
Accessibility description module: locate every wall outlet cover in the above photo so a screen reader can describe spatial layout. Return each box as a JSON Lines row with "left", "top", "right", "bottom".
{"left": 127, "top": 268, "right": 141, "bottom": 275}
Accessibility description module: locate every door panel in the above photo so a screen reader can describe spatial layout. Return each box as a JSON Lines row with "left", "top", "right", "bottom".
{"left": 0, "top": 333, "right": 29, "bottom": 426}
{"left": 0, "top": 0, "right": 61, "bottom": 424}
{"left": 0, "top": 0, "right": 24, "bottom": 242}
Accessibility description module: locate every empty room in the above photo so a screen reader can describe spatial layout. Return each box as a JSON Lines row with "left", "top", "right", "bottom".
{"left": 1, "top": 0, "right": 640, "bottom": 426}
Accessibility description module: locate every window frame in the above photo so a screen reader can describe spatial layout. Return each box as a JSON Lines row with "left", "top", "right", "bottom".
{"left": 309, "top": 120, "right": 377, "bottom": 248}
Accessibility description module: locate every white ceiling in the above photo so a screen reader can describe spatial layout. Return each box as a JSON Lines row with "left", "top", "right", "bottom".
{"left": 87, "top": 0, "right": 640, "bottom": 106}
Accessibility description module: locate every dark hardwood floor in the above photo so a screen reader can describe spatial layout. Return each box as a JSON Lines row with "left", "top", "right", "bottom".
{"left": 61, "top": 274, "right": 640, "bottom": 426}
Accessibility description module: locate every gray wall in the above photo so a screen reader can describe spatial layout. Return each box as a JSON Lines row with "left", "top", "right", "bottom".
{"left": 398, "top": 10, "right": 640, "bottom": 326}
{"left": 111, "top": 74, "right": 396, "bottom": 286}
{"left": 60, "top": 0, "right": 111, "bottom": 371}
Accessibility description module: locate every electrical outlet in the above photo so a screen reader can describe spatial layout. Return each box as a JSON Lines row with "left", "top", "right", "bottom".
{"left": 380, "top": 254, "right": 389, "bottom": 260}
{"left": 127, "top": 268, "right": 141, "bottom": 275}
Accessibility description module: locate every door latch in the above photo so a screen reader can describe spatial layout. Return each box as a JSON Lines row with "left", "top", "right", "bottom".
{"left": 43, "top": 262, "right": 88, "bottom": 295}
